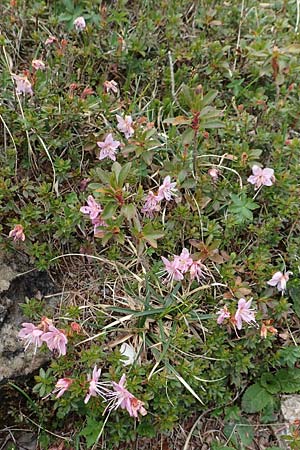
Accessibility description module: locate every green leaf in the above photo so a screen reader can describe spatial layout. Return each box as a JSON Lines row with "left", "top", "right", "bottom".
{"left": 101, "top": 202, "right": 117, "bottom": 220}
{"left": 121, "top": 203, "right": 136, "bottom": 220}
{"left": 278, "top": 346, "right": 300, "bottom": 368}
{"left": 181, "top": 128, "right": 194, "bottom": 146}
{"left": 200, "top": 119, "right": 225, "bottom": 129}
{"left": 94, "top": 168, "right": 110, "bottom": 185}
{"left": 118, "top": 162, "right": 132, "bottom": 187}
{"left": 142, "top": 223, "right": 164, "bottom": 248}
{"left": 260, "top": 373, "right": 281, "bottom": 394}
{"left": 276, "top": 368, "right": 300, "bottom": 393}
{"left": 241, "top": 383, "right": 273, "bottom": 413}
{"left": 79, "top": 417, "right": 102, "bottom": 448}
{"left": 181, "top": 84, "right": 193, "bottom": 107}
{"left": 202, "top": 89, "right": 218, "bottom": 106}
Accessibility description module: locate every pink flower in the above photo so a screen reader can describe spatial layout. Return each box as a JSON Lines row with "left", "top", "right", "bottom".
{"left": 13, "top": 74, "right": 33, "bottom": 96}
{"left": 52, "top": 378, "right": 73, "bottom": 398}
{"left": 73, "top": 16, "right": 86, "bottom": 31}
{"left": 157, "top": 176, "right": 177, "bottom": 201}
{"left": 141, "top": 191, "right": 161, "bottom": 217}
{"left": 97, "top": 133, "right": 121, "bottom": 161}
{"left": 234, "top": 298, "right": 256, "bottom": 330}
{"left": 161, "top": 256, "right": 184, "bottom": 283}
{"left": 32, "top": 59, "right": 46, "bottom": 71}
{"left": 216, "top": 306, "right": 230, "bottom": 325}
{"left": 116, "top": 114, "right": 134, "bottom": 139}
{"left": 267, "top": 271, "right": 292, "bottom": 292}
{"left": 45, "top": 36, "right": 57, "bottom": 45}
{"left": 189, "top": 260, "right": 205, "bottom": 282}
{"left": 80, "top": 195, "right": 102, "bottom": 220}
{"left": 41, "top": 325, "right": 67, "bottom": 357}
{"left": 104, "top": 80, "right": 118, "bottom": 94}
{"left": 18, "top": 322, "right": 44, "bottom": 353}
{"left": 110, "top": 374, "right": 147, "bottom": 418}
{"left": 84, "top": 366, "right": 112, "bottom": 404}
{"left": 9, "top": 224, "right": 25, "bottom": 242}
{"left": 174, "top": 248, "right": 193, "bottom": 273}
{"left": 247, "top": 165, "right": 275, "bottom": 190}
{"left": 208, "top": 168, "right": 219, "bottom": 181}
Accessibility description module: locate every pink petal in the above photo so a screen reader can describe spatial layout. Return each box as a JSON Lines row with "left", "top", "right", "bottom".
{"left": 252, "top": 165, "right": 262, "bottom": 176}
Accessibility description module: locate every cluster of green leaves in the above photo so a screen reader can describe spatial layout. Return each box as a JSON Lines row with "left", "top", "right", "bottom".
{"left": 1, "top": 0, "right": 300, "bottom": 448}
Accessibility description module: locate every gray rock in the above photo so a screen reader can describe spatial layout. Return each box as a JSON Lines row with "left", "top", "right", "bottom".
{"left": 0, "top": 251, "right": 57, "bottom": 383}
{"left": 281, "top": 395, "right": 300, "bottom": 423}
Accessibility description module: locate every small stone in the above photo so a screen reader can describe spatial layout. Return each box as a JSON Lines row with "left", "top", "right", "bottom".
{"left": 281, "top": 395, "right": 300, "bottom": 423}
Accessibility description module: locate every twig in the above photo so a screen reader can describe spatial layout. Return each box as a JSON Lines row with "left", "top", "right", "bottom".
{"left": 168, "top": 51, "right": 176, "bottom": 102}
{"left": 233, "top": 0, "right": 245, "bottom": 71}
{"left": 296, "top": 0, "right": 300, "bottom": 32}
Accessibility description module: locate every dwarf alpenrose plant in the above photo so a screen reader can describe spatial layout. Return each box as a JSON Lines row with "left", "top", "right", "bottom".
{"left": 1, "top": 0, "right": 300, "bottom": 448}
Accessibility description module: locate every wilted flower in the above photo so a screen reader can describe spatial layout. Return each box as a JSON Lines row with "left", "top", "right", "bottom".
{"left": 79, "top": 178, "right": 90, "bottom": 191}
{"left": 18, "top": 322, "right": 44, "bottom": 353}
{"left": 40, "top": 316, "right": 53, "bottom": 331}
{"left": 141, "top": 191, "right": 161, "bottom": 217}
{"left": 247, "top": 165, "right": 275, "bottom": 190}
{"left": 13, "top": 74, "right": 33, "bottom": 96}
{"left": 92, "top": 216, "right": 107, "bottom": 236}
{"left": 260, "top": 323, "right": 278, "bottom": 339}
{"left": 120, "top": 343, "right": 136, "bottom": 366}
{"left": 32, "top": 59, "right": 46, "bottom": 71}
{"left": 80, "top": 195, "right": 102, "bottom": 220}
{"left": 267, "top": 271, "right": 292, "bottom": 292}
{"left": 52, "top": 378, "right": 73, "bottom": 398}
{"left": 109, "top": 374, "right": 147, "bottom": 418}
{"left": 104, "top": 80, "right": 118, "bottom": 94}
{"left": 174, "top": 248, "right": 193, "bottom": 273}
{"left": 234, "top": 298, "right": 256, "bottom": 330}
{"left": 45, "top": 36, "right": 57, "bottom": 45}
{"left": 41, "top": 325, "right": 68, "bottom": 357}
{"left": 73, "top": 16, "right": 86, "bottom": 31}
{"left": 81, "top": 86, "right": 94, "bottom": 99}
{"left": 116, "top": 114, "right": 134, "bottom": 139}
{"left": 70, "top": 322, "right": 81, "bottom": 334}
{"left": 9, "top": 224, "right": 25, "bottom": 242}
{"left": 216, "top": 306, "right": 231, "bottom": 325}
{"left": 157, "top": 176, "right": 177, "bottom": 201}
{"left": 84, "top": 366, "right": 112, "bottom": 404}
{"left": 161, "top": 256, "right": 184, "bottom": 284}
{"left": 97, "top": 133, "right": 121, "bottom": 161}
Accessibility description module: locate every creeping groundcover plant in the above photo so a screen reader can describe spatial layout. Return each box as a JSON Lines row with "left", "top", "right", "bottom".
{"left": 1, "top": 0, "right": 300, "bottom": 448}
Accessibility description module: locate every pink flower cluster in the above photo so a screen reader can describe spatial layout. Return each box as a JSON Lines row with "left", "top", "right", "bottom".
{"left": 217, "top": 298, "right": 256, "bottom": 331}
{"left": 161, "top": 248, "right": 206, "bottom": 284}
{"left": 13, "top": 56, "right": 47, "bottom": 95}
{"left": 18, "top": 317, "right": 67, "bottom": 356}
{"left": 80, "top": 195, "right": 107, "bottom": 236}
{"left": 217, "top": 266, "right": 292, "bottom": 332}
{"left": 142, "top": 176, "right": 178, "bottom": 217}
{"left": 51, "top": 370, "right": 147, "bottom": 419}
